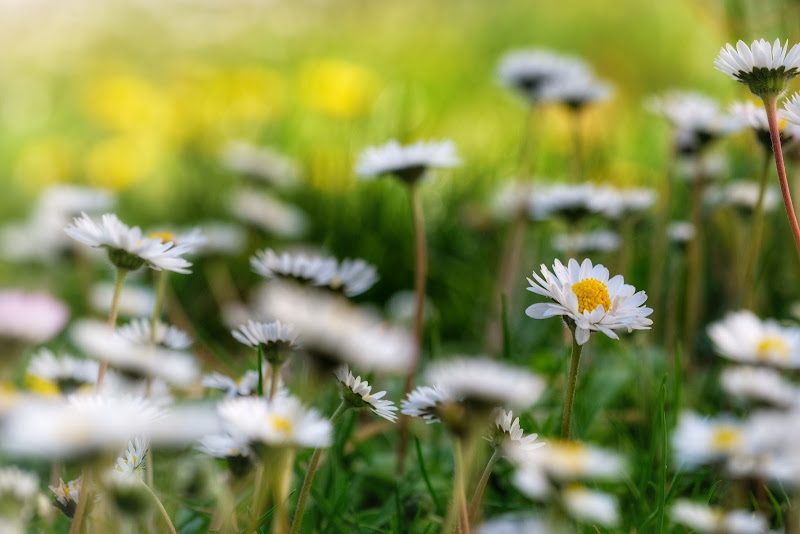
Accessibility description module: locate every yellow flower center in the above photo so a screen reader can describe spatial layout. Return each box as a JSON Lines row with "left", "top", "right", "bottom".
{"left": 756, "top": 336, "right": 790, "bottom": 361}
{"left": 64, "top": 486, "right": 71, "bottom": 498}
{"left": 148, "top": 231, "right": 176, "bottom": 243}
{"left": 571, "top": 278, "right": 611, "bottom": 314}
{"left": 710, "top": 426, "right": 741, "bottom": 451}
{"left": 271, "top": 415, "right": 293, "bottom": 436}
{"left": 557, "top": 442, "right": 588, "bottom": 474}
{"left": 23, "top": 375, "right": 60, "bottom": 397}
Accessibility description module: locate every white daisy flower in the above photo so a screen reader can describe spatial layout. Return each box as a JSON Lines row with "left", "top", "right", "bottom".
{"left": 715, "top": 38, "right": 800, "bottom": 97}
{"left": 182, "top": 221, "right": 246, "bottom": 257}
{"left": 116, "top": 318, "right": 193, "bottom": 350}
{"left": 672, "top": 411, "right": 745, "bottom": 467}
{"left": 425, "top": 356, "right": 545, "bottom": 409}
{"left": 509, "top": 440, "right": 626, "bottom": 483}
{"left": 400, "top": 385, "right": 451, "bottom": 424}
{"left": 731, "top": 100, "right": 800, "bottom": 149}
{"left": 231, "top": 320, "right": 299, "bottom": 356}
{"left": 251, "top": 249, "right": 337, "bottom": 284}
{"left": 477, "top": 514, "right": 552, "bottom": 534}
{"left": 708, "top": 310, "right": 800, "bottom": 368}
{"left": 496, "top": 48, "right": 589, "bottom": 103}
{"left": 25, "top": 349, "right": 97, "bottom": 395}
{"left": 527, "top": 182, "right": 600, "bottom": 222}
{"left": 64, "top": 212, "right": 193, "bottom": 273}
{"left": 671, "top": 499, "right": 768, "bottom": 534}
{"left": 89, "top": 282, "right": 155, "bottom": 318}
{"left": 146, "top": 228, "right": 207, "bottom": 257}
{"left": 203, "top": 370, "right": 261, "bottom": 397}
{"left": 318, "top": 258, "right": 379, "bottom": 297}
{"left": 197, "top": 433, "right": 252, "bottom": 458}
{"left": 335, "top": 365, "right": 398, "bottom": 422}
{"left": 0, "top": 394, "right": 163, "bottom": 459}
{"left": 707, "top": 181, "right": 780, "bottom": 214}
{"left": 71, "top": 319, "right": 199, "bottom": 387}
{"left": 218, "top": 395, "right": 331, "bottom": 449}
{"left": 492, "top": 409, "right": 544, "bottom": 452}
{"left": 356, "top": 139, "right": 460, "bottom": 183}
{"left": 229, "top": 189, "right": 309, "bottom": 239}
{"left": 539, "top": 72, "right": 613, "bottom": 109}
{"left": 589, "top": 186, "right": 656, "bottom": 219}
{"left": 722, "top": 366, "right": 799, "bottom": 407}
{"left": 0, "top": 467, "right": 39, "bottom": 522}
{"left": 259, "top": 283, "right": 414, "bottom": 373}
{"left": 49, "top": 477, "right": 81, "bottom": 518}
{"left": 525, "top": 258, "right": 653, "bottom": 345}
{"left": 0, "top": 290, "right": 68, "bottom": 345}
{"left": 115, "top": 436, "right": 149, "bottom": 474}
{"left": 561, "top": 486, "right": 619, "bottom": 528}
{"left": 676, "top": 153, "right": 730, "bottom": 182}
{"left": 552, "top": 230, "right": 621, "bottom": 254}
{"left": 783, "top": 92, "right": 800, "bottom": 126}
{"left": 36, "top": 185, "right": 115, "bottom": 217}
{"left": 667, "top": 221, "right": 695, "bottom": 244}
{"left": 647, "top": 91, "right": 737, "bottom": 153}
{"left": 221, "top": 141, "right": 300, "bottom": 188}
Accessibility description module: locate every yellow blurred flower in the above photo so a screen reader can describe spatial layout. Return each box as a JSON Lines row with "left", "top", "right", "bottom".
{"left": 84, "top": 135, "right": 164, "bottom": 191}
{"left": 84, "top": 74, "right": 173, "bottom": 135}
{"left": 13, "top": 137, "right": 78, "bottom": 191}
{"left": 298, "top": 59, "right": 381, "bottom": 118}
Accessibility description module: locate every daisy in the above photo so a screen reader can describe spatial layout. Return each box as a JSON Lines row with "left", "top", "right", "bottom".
{"left": 590, "top": 186, "right": 656, "bottom": 219}
{"left": 0, "top": 290, "right": 68, "bottom": 345}
{"left": 539, "top": 72, "right": 613, "bottom": 110}
{"left": 425, "top": 356, "right": 545, "bottom": 409}
{"left": 670, "top": 500, "right": 768, "bottom": 534}
{"left": 707, "top": 181, "right": 780, "bottom": 215}
{"left": 115, "top": 436, "right": 149, "bottom": 474}
{"left": 647, "top": 91, "right": 736, "bottom": 154}
{"left": 672, "top": 411, "right": 745, "bottom": 467}
{"left": 50, "top": 477, "right": 81, "bottom": 518}
{"left": 356, "top": 139, "right": 460, "bottom": 183}
{"left": 721, "top": 365, "right": 799, "bottom": 407}
{"left": 25, "top": 349, "right": 97, "bottom": 395}
{"left": 509, "top": 440, "right": 626, "bottom": 483}
{"left": 64, "top": 212, "right": 192, "bottom": 273}
{"left": 232, "top": 319, "right": 298, "bottom": 355}
{"left": 708, "top": 310, "right": 800, "bottom": 368}
{"left": 527, "top": 183, "right": 599, "bottom": 222}
{"left": 715, "top": 39, "right": 800, "bottom": 97}
{"left": 318, "top": 258, "right": 379, "bottom": 297}
{"left": 116, "top": 318, "right": 193, "bottom": 350}
{"left": 400, "top": 385, "right": 452, "bottom": 424}
{"left": 496, "top": 48, "right": 589, "bottom": 103}
{"left": 667, "top": 221, "right": 695, "bottom": 244}
{"left": 221, "top": 141, "right": 301, "bottom": 188}
{"left": 525, "top": 258, "right": 653, "bottom": 345}
{"left": 552, "top": 230, "right": 620, "bottom": 254}
{"left": 561, "top": 486, "right": 619, "bottom": 528}
{"left": 203, "top": 369, "right": 262, "bottom": 397}
{"left": 491, "top": 409, "right": 544, "bottom": 453}
{"left": 783, "top": 92, "right": 800, "bottom": 126}
{"left": 229, "top": 189, "right": 309, "bottom": 239}
{"left": 218, "top": 395, "right": 331, "bottom": 450}
{"left": 335, "top": 365, "right": 398, "bottom": 422}
{"left": 250, "top": 249, "right": 337, "bottom": 285}
{"left": 181, "top": 221, "right": 245, "bottom": 257}
{"left": 36, "top": 184, "right": 115, "bottom": 218}
{"left": 197, "top": 433, "right": 252, "bottom": 459}
{"left": 731, "top": 100, "right": 800, "bottom": 150}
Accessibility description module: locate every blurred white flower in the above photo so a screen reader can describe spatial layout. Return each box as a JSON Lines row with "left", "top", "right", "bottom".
{"left": 477, "top": 514, "right": 552, "bottom": 534}
{"left": 25, "top": 349, "right": 97, "bottom": 395}
{"left": 672, "top": 411, "right": 744, "bottom": 467}
{"left": 509, "top": 440, "right": 626, "bottom": 485}
{"left": 496, "top": 48, "right": 589, "bottom": 103}
{"left": 0, "top": 467, "right": 39, "bottom": 522}
{"left": 197, "top": 433, "right": 252, "bottom": 459}
{"left": 590, "top": 186, "right": 656, "bottom": 219}
{"left": 721, "top": 365, "right": 799, "bottom": 407}
{"left": 356, "top": 139, "right": 460, "bottom": 182}
{"left": 708, "top": 310, "right": 800, "bottom": 368}
{"left": 182, "top": 221, "right": 246, "bottom": 256}
{"left": 65, "top": 213, "right": 193, "bottom": 273}
{"left": 526, "top": 258, "right": 653, "bottom": 345}
{"left": 539, "top": 71, "right": 613, "bottom": 109}
{"left": 552, "top": 230, "right": 621, "bottom": 254}
{"left": 491, "top": 181, "right": 536, "bottom": 221}
{"left": 221, "top": 141, "right": 300, "bottom": 188}
{"left": 400, "top": 385, "right": 451, "bottom": 424}
{"left": 335, "top": 365, "right": 398, "bottom": 422}
{"left": 116, "top": 318, "right": 193, "bottom": 350}
{"left": 203, "top": 369, "right": 263, "bottom": 397}
{"left": 527, "top": 182, "right": 599, "bottom": 221}
{"left": 706, "top": 180, "right": 780, "bottom": 214}
{"left": 647, "top": 91, "right": 737, "bottom": 153}
{"left": 0, "top": 289, "right": 68, "bottom": 345}
{"left": 561, "top": 486, "right": 619, "bottom": 528}
{"left": 670, "top": 499, "right": 768, "bottom": 534}
{"left": 667, "top": 221, "right": 695, "bottom": 244}
{"left": 229, "top": 188, "right": 308, "bottom": 239}
{"left": 232, "top": 320, "right": 299, "bottom": 351}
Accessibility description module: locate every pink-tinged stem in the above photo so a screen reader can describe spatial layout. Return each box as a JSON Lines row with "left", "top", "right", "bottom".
{"left": 764, "top": 96, "right": 800, "bottom": 259}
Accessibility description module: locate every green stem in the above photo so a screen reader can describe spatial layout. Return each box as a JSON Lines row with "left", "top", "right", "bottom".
{"left": 647, "top": 148, "right": 677, "bottom": 343}
{"left": 150, "top": 270, "right": 169, "bottom": 343}
{"left": 98, "top": 268, "right": 128, "bottom": 387}
{"left": 271, "top": 448, "right": 296, "bottom": 534}
{"left": 468, "top": 448, "right": 501, "bottom": 522}
{"left": 269, "top": 363, "right": 282, "bottom": 401}
{"left": 290, "top": 402, "right": 349, "bottom": 534}
{"left": 68, "top": 467, "right": 90, "bottom": 534}
{"left": 515, "top": 106, "right": 537, "bottom": 176}
{"left": 742, "top": 151, "right": 772, "bottom": 309}
{"left": 571, "top": 108, "right": 584, "bottom": 183}
{"left": 138, "top": 479, "right": 178, "bottom": 534}
{"left": 561, "top": 332, "right": 584, "bottom": 440}
{"left": 764, "top": 96, "right": 800, "bottom": 260}
{"left": 257, "top": 345, "right": 264, "bottom": 397}
{"left": 682, "top": 165, "right": 706, "bottom": 370}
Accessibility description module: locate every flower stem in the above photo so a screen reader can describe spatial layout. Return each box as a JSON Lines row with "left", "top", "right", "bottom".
{"left": 444, "top": 438, "right": 471, "bottom": 534}
{"left": 468, "top": 448, "right": 501, "bottom": 522}
{"left": 742, "top": 151, "right": 772, "bottom": 309}
{"left": 764, "top": 96, "right": 800, "bottom": 260}
{"left": 290, "top": 401, "right": 349, "bottom": 534}
{"left": 68, "top": 468, "right": 90, "bottom": 534}
{"left": 257, "top": 345, "right": 264, "bottom": 397}
{"left": 561, "top": 332, "right": 584, "bottom": 440}
{"left": 397, "top": 182, "right": 429, "bottom": 473}
{"left": 682, "top": 165, "right": 706, "bottom": 370}
{"left": 647, "top": 147, "right": 676, "bottom": 342}
{"left": 487, "top": 212, "right": 527, "bottom": 353}
{"left": 149, "top": 270, "right": 169, "bottom": 343}
{"left": 271, "top": 448, "right": 296, "bottom": 534}
{"left": 138, "top": 479, "right": 178, "bottom": 534}
{"left": 98, "top": 268, "right": 128, "bottom": 387}
{"left": 269, "top": 363, "right": 282, "bottom": 401}
{"left": 571, "top": 108, "right": 584, "bottom": 183}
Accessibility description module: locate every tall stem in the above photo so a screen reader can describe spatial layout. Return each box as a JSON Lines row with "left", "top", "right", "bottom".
{"left": 271, "top": 449, "right": 296, "bottom": 534}
{"left": 269, "top": 363, "right": 282, "bottom": 401}
{"left": 571, "top": 108, "right": 584, "bottom": 183}
{"left": 98, "top": 268, "right": 128, "bottom": 387}
{"left": 682, "top": 165, "right": 706, "bottom": 370}
{"left": 149, "top": 270, "right": 169, "bottom": 342}
{"left": 444, "top": 438, "right": 471, "bottom": 534}
{"left": 397, "top": 183, "right": 428, "bottom": 473}
{"left": 742, "top": 152, "right": 772, "bottom": 309}
{"left": 487, "top": 213, "right": 527, "bottom": 353}
{"left": 468, "top": 448, "right": 501, "bottom": 522}
{"left": 648, "top": 148, "right": 676, "bottom": 342}
{"left": 290, "top": 402, "right": 348, "bottom": 534}
{"left": 561, "top": 332, "right": 584, "bottom": 440}
{"left": 764, "top": 96, "right": 800, "bottom": 259}
{"left": 68, "top": 468, "right": 90, "bottom": 534}
{"left": 257, "top": 345, "right": 264, "bottom": 397}
{"left": 139, "top": 479, "right": 178, "bottom": 534}
{"left": 515, "top": 106, "right": 537, "bottom": 176}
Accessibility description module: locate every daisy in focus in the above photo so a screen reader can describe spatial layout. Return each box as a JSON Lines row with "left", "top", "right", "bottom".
{"left": 335, "top": 365, "right": 398, "bottom": 422}
{"left": 525, "top": 258, "right": 653, "bottom": 345}
{"left": 715, "top": 39, "right": 800, "bottom": 97}
{"left": 356, "top": 139, "right": 460, "bottom": 183}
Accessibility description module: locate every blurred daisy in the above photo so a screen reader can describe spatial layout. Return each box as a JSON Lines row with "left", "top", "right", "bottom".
{"left": 667, "top": 221, "right": 695, "bottom": 244}
{"left": 552, "top": 230, "right": 621, "bottom": 254}
{"left": 491, "top": 409, "right": 544, "bottom": 452}
{"left": 221, "top": 141, "right": 300, "bottom": 188}
{"left": 335, "top": 365, "right": 398, "bottom": 422}
{"left": 496, "top": 48, "right": 589, "bottom": 103}
{"left": 0, "top": 467, "right": 39, "bottom": 522}
{"left": 116, "top": 318, "right": 193, "bottom": 350}
{"left": 672, "top": 411, "right": 744, "bottom": 467}
{"left": 676, "top": 153, "right": 729, "bottom": 182}
{"left": 36, "top": 185, "right": 115, "bottom": 218}
{"left": 721, "top": 366, "right": 799, "bottom": 407}
{"left": 561, "top": 485, "right": 619, "bottom": 528}
{"left": 183, "top": 222, "right": 246, "bottom": 257}
{"left": 706, "top": 180, "right": 780, "bottom": 215}
{"left": 65, "top": 213, "right": 192, "bottom": 273}
{"left": 539, "top": 72, "right": 613, "bottom": 110}
{"left": 783, "top": 92, "right": 800, "bottom": 127}
{"left": 715, "top": 39, "right": 800, "bottom": 97}
{"left": 232, "top": 320, "right": 298, "bottom": 360}
{"left": 670, "top": 499, "right": 768, "bottom": 534}
{"left": 251, "top": 249, "right": 337, "bottom": 285}
{"left": 197, "top": 433, "right": 252, "bottom": 459}
{"left": 115, "top": 436, "right": 149, "bottom": 474}
{"left": 147, "top": 228, "right": 207, "bottom": 257}
{"left": 708, "top": 310, "right": 800, "bottom": 368}
{"left": 203, "top": 369, "right": 261, "bottom": 397}
{"left": 425, "top": 356, "right": 545, "bottom": 409}
{"left": 527, "top": 182, "right": 599, "bottom": 222}
{"left": 71, "top": 319, "right": 199, "bottom": 387}
{"left": 590, "top": 186, "right": 656, "bottom": 219}
{"left": 319, "top": 258, "right": 379, "bottom": 297}
{"left": 89, "top": 282, "right": 155, "bottom": 318}
{"left": 491, "top": 182, "right": 536, "bottom": 221}
{"left": 647, "top": 91, "right": 736, "bottom": 154}
{"left": 731, "top": 100, "right": 800, "bottom": 149}
{"left": 356, "top": 140, "right": 460, "bottom": 183}
{"left": 509, "top": 440, "right": 625, "bottom": 483}
{"left": 400, "top": 385, "right": 451, "bottom": 424}
{"left": 50, "top": 477, "right": 81, "bottom": 518}
{"left": 526, "top": 258, "right": 653, "bottom": 345}
{"left": 229, "top": 189, "right": 308, "bottom": 239}
{"left": 218, "top": 395, "right": 331, "bottom": 450}
{"left": 25, "top": 349, "right": 97, "bottom": 395}
{"left": 0, "top": 290, "right": 68, "bottom": 345}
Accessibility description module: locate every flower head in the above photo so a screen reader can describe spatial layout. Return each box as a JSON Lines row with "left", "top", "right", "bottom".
{"left": 400, "top": 385, "right": 452, "bottom": 424}
{"left": 116, "top": 318, "right": 193, "bottom": 350}
{"left": 231, "top": 320, "right": 299, "bottom": 364}
{"left": 115, "top": 436, "right": 149, "bottom": 474}
{"left": 25, "top": 349, "right": 97, "bottom": 395}
{"left": 715, "top": 39, "right": 800, "bottom": 97}
{"left": 721, "top": 365, "right": 799, "bottom": 407}
{"left": 0, "top": 467, "right": 39, "bottom": 522}
{"left": 672, "top": 411, "right": 745, "bottom": 467}
{"left": 50, "top": 477, "right": 81, "bottom": 518}
{"left": 670, "top": 499, "right": 768, "bottom": 534}
{"left": 356, "top": 140, "right": 460, "bottom": 183}
{"left": 496, "top": 48, "right": 589, "bottom": 103}
{"left": 731, "top": 99, "right": 800, "bottom": 149}
{"left": 552, "top": 230, "right": 620, "bottom": 254}
{"left": 202, "top": 368, "right": 269, "bottom": 397}
{"left": 65, "top": 213, "right": 192, "bottom": 273}
{"left": 539, "top": 72, "right": 613, "bottom": 110}
{"left": 0, "top": 290, "right": 68, "bottom": 345}
{"left": 562, "top": 486, "right": 619, "bottom": 528}
{"left": 335, "top": 365, "right": 398, "bottom": 422}
{"left": 491, "top": 409, "right": 544, "bottom": 452}
{"left": 229, "top": 189, "right": 309, "bottom": 239}
{"left": 526, "top": 258, "right": 653, "bottom": 345}
{"left": 708, "top": 310, "right": 800, "bottom": 368}
{"left": 221, "top": 141, "right": 300, "bottom": 188}
{"left": 647, "top": 91, "right": 736, "bottom": 153}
